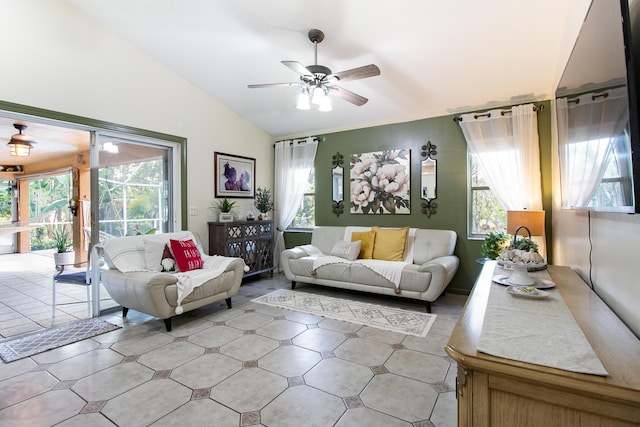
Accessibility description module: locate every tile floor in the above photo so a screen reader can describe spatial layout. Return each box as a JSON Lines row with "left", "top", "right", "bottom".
{"left": 0, "top": 252, "right": 466, "bottom": 427}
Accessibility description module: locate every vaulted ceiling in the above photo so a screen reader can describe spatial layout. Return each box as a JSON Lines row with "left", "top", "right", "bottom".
{"left": 1, "top": 0, "right": 586, "bottom": 168}
{"left": 64, "top": 0, "right": 583, "bottom": 138}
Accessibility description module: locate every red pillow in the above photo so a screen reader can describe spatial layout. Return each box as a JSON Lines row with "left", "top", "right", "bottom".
{"left": 169, "top": 239, "right": 203, "bottom": 272}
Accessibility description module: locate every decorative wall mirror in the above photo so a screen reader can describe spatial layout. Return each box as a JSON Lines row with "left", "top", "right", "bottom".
{"left": 331, "top": 152, "right": 344, "bottom": 216}
{"left": 420, "top": 141, "right": 437, "bottom": 217}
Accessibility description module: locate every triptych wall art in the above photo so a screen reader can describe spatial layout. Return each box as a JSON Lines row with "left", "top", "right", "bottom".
{"left": 349, "top": 149, "right": 411, "bottom": 215}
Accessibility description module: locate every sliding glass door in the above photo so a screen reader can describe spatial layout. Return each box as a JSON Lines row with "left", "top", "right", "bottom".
{"left": 90, "top": 132, "right": 182, "bottom": 315}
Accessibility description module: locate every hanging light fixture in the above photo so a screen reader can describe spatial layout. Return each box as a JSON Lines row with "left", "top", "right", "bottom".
{"left": 296, "top": 87, "right": 311, "bottom": 110}
{"left": 319, "top": 90, "right": 332, "bottom": 112}
{"left": 7, "top": 124, "right": 35, "bottom": 157}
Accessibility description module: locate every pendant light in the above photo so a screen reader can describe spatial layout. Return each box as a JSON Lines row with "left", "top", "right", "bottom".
{"left": 7, "top": 124, "right": 35, "bottom": 157}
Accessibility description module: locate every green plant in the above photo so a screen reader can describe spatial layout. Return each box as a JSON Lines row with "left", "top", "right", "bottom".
{"left": 511, "top": 236, "right": 539, "bottom": 252}
{"left": 254, "top": 187, "right": 274, "bottom": 213}
{"left": 210, "top": 198, "right": 236, "bottom": 213}
{"left": 51, "top": 227, "right": 71, "bottom": 253}
{"left": 480, "top": 231, "right": 509, "bottom": 260}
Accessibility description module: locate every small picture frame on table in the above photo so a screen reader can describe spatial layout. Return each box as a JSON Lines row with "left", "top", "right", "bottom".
{"left": 219, "top": 213, "right": 233, "bottom": 222}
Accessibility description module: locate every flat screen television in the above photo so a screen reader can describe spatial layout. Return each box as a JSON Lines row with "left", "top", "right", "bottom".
{"left": 556, "top": 0, "right": 640, "bottom": 213}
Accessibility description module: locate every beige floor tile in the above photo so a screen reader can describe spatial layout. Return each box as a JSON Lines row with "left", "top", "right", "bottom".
{"left": 292, "top": 327, "right": 346, "bottom": 352}
{"left": 72, "top": 361, "right": 154, "bottom": 401}
{"left": 101, "top": 378, "right": 191, "bottom": 427}
{"left": 219, "top": 334, "right": 279, "bottom": 361}
{"left": 360, "top": 373, "right": 438, "bottom": 422}
{"left": 336, "top": 407, "right": 412, "bottom": 427}
{"left": 261, "top": 385, "right": 346, "bottom": 427}
{"left": 136, "top": 340, "right": 203, "bottom": 371}
{"left": 0, "top": 371, "right": 58, "bottom": 409}
{"left": 385, "top": 349, "right": 450, "bottom": 383}
{"left": 334, "top": 337, "right": 393, "bottom": 367}
{"left": 0, "top": 389, "right": 86, "bottom": 427}
{"left": 210, "top": 367, "right": 288, "bottom": 413}
{"left": 305, "top": 357, "right": 373, "bottom": 396}
{"left": 151, "top": 399, "right": 239, "bottom": 426}
{"left": 170, "top": 353, "right": 242, "bottom": 389}
{"left": 259, "top": 345, "right": 321, "bottom": 377}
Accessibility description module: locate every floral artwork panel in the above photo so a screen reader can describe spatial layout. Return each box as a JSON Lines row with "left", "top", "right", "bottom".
{"left": 350, "top": 149, "right": 411, "bottom": 214}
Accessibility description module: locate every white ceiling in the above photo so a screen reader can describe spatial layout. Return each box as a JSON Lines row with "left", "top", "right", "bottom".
{"left": 0, "top": 0, "right": 583, "bottom": 169}
{"left": 63, "top": 0, "right": 579, "bottom": 139}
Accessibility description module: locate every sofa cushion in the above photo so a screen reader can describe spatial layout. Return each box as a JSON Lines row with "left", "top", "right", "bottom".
{"left": 330, "top": 240, "right": 361, "bottom": 261}
{"left": 143, "top": 239, "right": 166, "bottom": 272}
{"left": 351, "top": 230, "right": 375, "bottom": 259}
{"left": 103, "top": 231, "right": 194, "bottom": 272}
{"left": 170, "top": 239, "right": 203, "bottom": 272}
{"left": 372, "top": 227, "right": 408, "bottom": 261}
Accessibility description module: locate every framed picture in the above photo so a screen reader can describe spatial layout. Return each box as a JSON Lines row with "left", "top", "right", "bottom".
{"left": 214, "top": 152, "right": 256, "bottom": 198}
{"left": 350, "top": 149, "right": 411, "bottom": 214}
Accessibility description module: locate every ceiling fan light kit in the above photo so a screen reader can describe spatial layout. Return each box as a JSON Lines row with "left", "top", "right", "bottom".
{"left": 249, "top": 29, "right": 380, "bottom": 111}
{"left": 7, "top": 123, "right": 35, "bottom": 157}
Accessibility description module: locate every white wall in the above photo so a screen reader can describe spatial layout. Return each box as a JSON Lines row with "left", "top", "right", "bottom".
{"left": 551, "top": 0, "right": 640, "bottom": 337}
{"left": 0, "top": 0, "right": 273, "bottom": 249}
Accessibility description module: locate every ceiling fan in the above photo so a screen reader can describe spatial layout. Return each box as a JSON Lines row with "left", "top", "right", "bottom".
{"left": 248, "top": 29, "right": 380, "bottom": 110}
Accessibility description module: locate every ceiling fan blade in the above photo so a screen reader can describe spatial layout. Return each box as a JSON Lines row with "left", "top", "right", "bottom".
{"left": 330, "top": 86, "right": 369, "bottom": 106}
{"left": 329, "top": 64, "right": 380, "bottom": 83}
{"left": 281, "top": 61, "right": 314, "bottom": 78}
{"left": 247, "top": 82, "right": 301, "bottom": 88}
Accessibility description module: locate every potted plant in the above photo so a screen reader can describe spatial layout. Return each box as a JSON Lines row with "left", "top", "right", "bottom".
{"left": 254, "top": 187, "right": 274, "bottom": 220}
{"left": 52, "top": 226, "right": 74, "bottom": 266}
{"left": 210, "top": 198, "right": 236, "bottom": 222}
{"left": 480, "top": 231, "right": 509, "bottom": 260}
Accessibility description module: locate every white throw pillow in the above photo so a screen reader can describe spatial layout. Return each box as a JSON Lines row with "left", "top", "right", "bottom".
{"left": 330, "top": 240, "right": 361, "bottom": 261}
{"left": 143, "top": 239, "right": 166, "bottom": 271}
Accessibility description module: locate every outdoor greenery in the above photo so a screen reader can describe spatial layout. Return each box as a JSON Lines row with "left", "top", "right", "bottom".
{"left": 0, "top": 181, "right": 11, "bottom": 221}
{"left": 469, "top": 156, "right": 506, "bottom": 235}
{"left": 291, "top": 169, "right": 315, "bottom": 228}
{"left": 28, "top": 174, "right": 74, "bottom": 250}
{"left": 98, "top": 159, "right": 164, "bottom": 236}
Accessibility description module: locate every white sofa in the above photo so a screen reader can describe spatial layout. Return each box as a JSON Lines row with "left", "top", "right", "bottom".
{"left": 100, "top": 231, "right": 245, "bottom": 331}
{"left": 281, "top": 226, "right": 459, "bottom": 312}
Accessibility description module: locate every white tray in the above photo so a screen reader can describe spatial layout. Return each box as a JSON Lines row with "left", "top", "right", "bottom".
{"left": 506, "top": 286, "right": 550, "bottom": 299}
{"left": 493, "top": 275, "right": 556, "bottom": 289}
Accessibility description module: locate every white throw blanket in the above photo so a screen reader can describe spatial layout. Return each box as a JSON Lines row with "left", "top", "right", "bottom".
{"left": 304, "top": 246, "right": 408, "bottom": 291}
{"left": 173, "top": 255, "right": 247, "bottom": 314}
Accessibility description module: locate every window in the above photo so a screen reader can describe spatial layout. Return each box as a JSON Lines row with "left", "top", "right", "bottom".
{"left": 469, "top": 154, "right": 506, "bottom": 237}
{"left": 582, "top": 136, "right": 632, "bottom": 208}
{"left": 289, "top": 168, "right": 315, "bottom": 229}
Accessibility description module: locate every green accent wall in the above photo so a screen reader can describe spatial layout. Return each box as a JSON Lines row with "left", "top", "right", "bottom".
{"left": 287, "top": 100, "right": 553, "bottom": 295}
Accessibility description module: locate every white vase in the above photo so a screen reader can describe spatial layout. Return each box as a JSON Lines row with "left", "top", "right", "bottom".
{"left": 54, "top": 251, "right": 75, "bottom": 267}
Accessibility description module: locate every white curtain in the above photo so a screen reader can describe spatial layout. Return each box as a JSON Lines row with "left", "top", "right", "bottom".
{"left": 273, "top": 137, "right": 318, "bottom": 272}
{"left": 557, "top": 87, "right": 629, "bottom": 207}
{"left": 458, "top": 103, "right": 542, "bottom": 210}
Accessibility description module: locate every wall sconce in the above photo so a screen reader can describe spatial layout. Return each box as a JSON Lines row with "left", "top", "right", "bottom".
{"left": 506, "top": 210, "right": 546, "bottom": 258}
{"left": 68, "top": 198, "right": 78, "bottom": 217}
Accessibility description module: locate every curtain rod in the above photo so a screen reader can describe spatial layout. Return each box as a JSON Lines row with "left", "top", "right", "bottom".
{"left": 453, "top": 104, "right": 544, "bottom": 123}
{"left": 273, "top": 136, "right": 320, "bottom": 147}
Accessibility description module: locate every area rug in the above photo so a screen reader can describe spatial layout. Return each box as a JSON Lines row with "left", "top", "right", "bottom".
{"left": 0, "top": 318, "right": 121, "bottom": 363}
{"left": 252, "top": 289, "right": 436, "bottom": 337}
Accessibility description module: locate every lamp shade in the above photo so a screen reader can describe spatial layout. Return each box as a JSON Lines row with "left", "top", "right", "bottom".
{"left": 506, "top": 210, "right": 545, "bottom": 236}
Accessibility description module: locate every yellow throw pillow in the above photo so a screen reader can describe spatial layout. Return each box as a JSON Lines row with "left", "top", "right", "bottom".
{"left": 351, "top": 230, "right": 376, "bottom": 259}
{"left": 372, "top": 227, "right": 409, "bottom": 261}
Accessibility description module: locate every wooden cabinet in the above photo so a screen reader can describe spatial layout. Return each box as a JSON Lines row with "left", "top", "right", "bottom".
{"left": 446, "top": 262, "right": 640, "bottom": 426}
{"left": 208, "top": 220, "right": 274, "bottom": 278}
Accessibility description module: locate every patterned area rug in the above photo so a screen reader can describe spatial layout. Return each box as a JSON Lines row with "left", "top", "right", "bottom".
{"left": 0, "top": 318, "right": 121, "bottom": 363}
{"left": 252, "top": 289, "right": 436, "bottom": 337}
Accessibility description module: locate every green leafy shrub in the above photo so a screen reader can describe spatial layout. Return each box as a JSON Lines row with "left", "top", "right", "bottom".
{"left": 480, "top": 231, "right": 509, "bottom": 260}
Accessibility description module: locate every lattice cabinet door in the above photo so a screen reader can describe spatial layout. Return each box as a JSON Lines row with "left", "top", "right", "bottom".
{"left": 208, "top": 220, "right": 274, "bottom": 277}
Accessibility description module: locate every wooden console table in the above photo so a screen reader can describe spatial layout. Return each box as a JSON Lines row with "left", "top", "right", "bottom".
{"left": 208, "top": 220, "right": 274, "bottom": 278}
{"left": 445, "top": 262, "right": 640, "bottom": 426}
